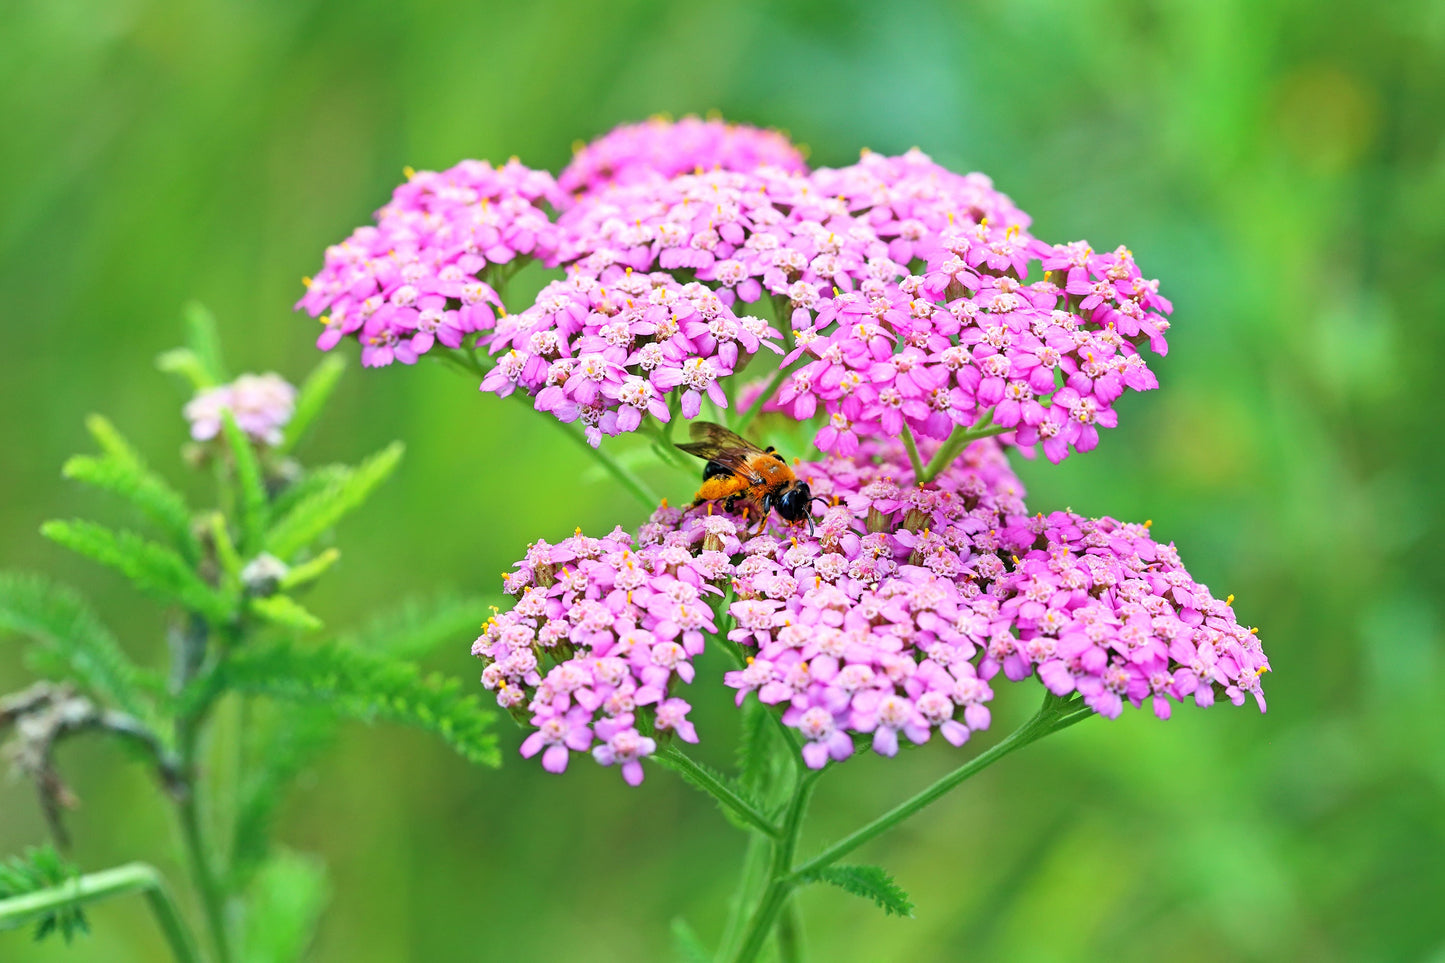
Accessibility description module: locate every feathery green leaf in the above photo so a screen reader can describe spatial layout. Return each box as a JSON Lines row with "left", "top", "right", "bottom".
{"left": 269, "top": 465, "right": 347, "bottom": 522}
{"left": 278, "top": 356, "right": 344, "bottom": 455}
{"left": 199, "top": 640, "right": 498, "bottom": 766}
{"left": 0, "top": 846, "right": 89, "bottom": 943}
{"left": 41, "top": 520, "right": 231, "bottom": 624}
{"left": 0, "top": 572, "right": 151, "bottom": 718}
{"left": 62, "top": 455, "right": 198, "bottom": 562}
{"left": 265, "top": 443, "right": 403, "bottom": 560}
{"left": 659, "top": 753, "right": 771, "bottom": 834}
{"left": 801, "top": 864, "right": 914, "bottom": 918}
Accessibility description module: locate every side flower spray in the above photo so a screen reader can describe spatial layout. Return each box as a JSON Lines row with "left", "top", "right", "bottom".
{"left": 297, "top": 115, "right": 1267, "bottom": 961}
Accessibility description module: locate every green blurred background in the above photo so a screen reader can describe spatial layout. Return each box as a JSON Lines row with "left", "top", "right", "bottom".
{"left": 3, "top": 0, "right": 1443, "bottom": 959}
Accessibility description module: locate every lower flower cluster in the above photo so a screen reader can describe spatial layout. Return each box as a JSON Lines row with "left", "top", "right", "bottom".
{"left": 474, "top": 437, "right": 1267, "bottom": 783}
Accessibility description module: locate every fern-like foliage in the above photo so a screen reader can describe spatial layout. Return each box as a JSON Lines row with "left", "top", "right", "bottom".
{"left": 339, "top": 592, "right": 499, "bottom": 660}
{"left": 801, "top": 864, "right": 914, "bottom": 918}
{"left": 268, "top": 464, "right": 349, "bottom": 522}
{"left": 62, "top": 415, "right": 197, "bottom": 562}
{"left": 41, "top": 520, "right": 231, "bottom": 624}
{"left": 0, "top": 846, "right": 89, "bottom": 943}
{"left": 194, "top": 640, "right": 499, "bottom": 767}
{"left": 0, "top": 572, "right": 152, "bottom": 720}
{"left": 265, "top": 443, "right": 403, "bottom": 560}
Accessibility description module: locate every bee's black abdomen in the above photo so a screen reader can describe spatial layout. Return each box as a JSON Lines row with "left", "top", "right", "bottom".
{"left": 702, "top": 460, "right": 732, "bottom": 481}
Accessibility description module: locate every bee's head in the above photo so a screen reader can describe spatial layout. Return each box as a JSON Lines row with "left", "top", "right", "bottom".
{"left": 775, "top": 481, "right": 813, "bottom": 523}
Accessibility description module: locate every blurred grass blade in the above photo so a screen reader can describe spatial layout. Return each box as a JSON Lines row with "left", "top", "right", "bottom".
{"left": 278, "top": 356, "right": 344, "bottom": 455}
{"left": 249, "top": 594, "right": 323, "bottom": 632}
{"left": 221, "top": 411, "right": 269, "bottom": 554}
{"left": 241, "top": 850, "right": 329, "bottom": 963}
{"left": 182, "top": 301, "right": 229, "bottom": 384}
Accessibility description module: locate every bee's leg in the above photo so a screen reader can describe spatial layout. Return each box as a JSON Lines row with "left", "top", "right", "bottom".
{"left": 724, "top": 494, "right": 741, "bottom": 514}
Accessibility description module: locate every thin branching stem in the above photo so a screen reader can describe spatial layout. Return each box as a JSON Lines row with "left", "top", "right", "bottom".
{"left": 728, "top": 769, "right": 821, "bottom": 963}
{"left": 432, "top": 348, "right": 662, "bottom": 509}
{"left": 0, "top": 862, "right": 201, "bottom": 963}
{"left": 789, "top": 694, "right": 1092, "bottom": 881}
{"left": 656, "top": 746, "right": 781, "bottom": 838}
{"left": 917, "top": 412, "right": 1010, "bottom": 484}
{"left": 900, "top": 424, "right": 926, "bottom": 480}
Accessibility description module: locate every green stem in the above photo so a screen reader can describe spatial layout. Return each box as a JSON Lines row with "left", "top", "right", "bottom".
{"left": 776, "top": 896, "right": 805, "bottom": 963}
{"left": 917, "top": 412, "right": 1010, "bottom": 484}
{"left": 552, "top": 415, "right": 661, "bottom": 509}
{"left": 735, "top": 363, "right": 791, "bottom": 437}
{"left": 900, "top": 424, "right": 926, "bottom": 480}
{"left": 435, "top": 347, "right": 663, "bottom": 510}
{"left": 790, "top": 694, "right": 1091, "bottom": 880}
{"left": 176, "top": 723, "right": 233, "bottom": 963}
{"left": 656, "top": 747, "right": 780, "bottom": 838}
{"left": 0, "top": 862, "right": 202, "bottom": 963}
{"left": 717, "top": 832, "right": 770, "bottom": 961}
{"left": 729, "top": 770, "right": 821, "bottom": 963}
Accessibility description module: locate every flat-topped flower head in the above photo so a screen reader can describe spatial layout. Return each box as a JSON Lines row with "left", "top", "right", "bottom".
{"left": 990, "top": 511, "right": 1269, "bottom": 718}
{"left": 296, "top": 159, "right": 565, "bottom": 367}
{"left": 298, "top": 122, "right": 1174, "bottom": 466}
{"left": 558, "top": 116, "right": 808, "bottom": 197}
{"left": 477, "top": 434, "right": 1264, "bottom": 782}
{"left": 184, "top": 373, "right": 296, "bottom": 446}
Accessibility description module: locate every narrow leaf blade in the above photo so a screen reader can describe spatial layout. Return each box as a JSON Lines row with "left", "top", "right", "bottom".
{"left": 265, "top": 443, "right": 403, "bottom": 560}
{"left": 278, "top": 356, "right": 344, "bottom": 455}
{"left": 803, "top": 864, "right": 914, "bottom": 918}
{"left": 41, "top": 520, "right": 230, "bottom": 624}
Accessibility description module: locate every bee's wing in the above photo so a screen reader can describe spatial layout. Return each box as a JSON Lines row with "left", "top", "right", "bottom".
{"left": 675, "top": 421, "right": 767, "bottom": 483}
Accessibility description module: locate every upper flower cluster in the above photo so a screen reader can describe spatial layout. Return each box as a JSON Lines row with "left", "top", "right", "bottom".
{"left": 296, "top": 159, "right": 564, "bottom": 368}
{"left": 296, "top": 119, "right": 1174, "bottom": 464}
{"left": 557, "top": 115, "right": 808, "bottom": 195}
{"left": 475, "top": 435, "right": 1266, "bottom": 781}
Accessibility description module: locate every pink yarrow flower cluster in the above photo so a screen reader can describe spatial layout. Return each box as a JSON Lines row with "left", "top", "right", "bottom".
{"left": 298, "top": 120, "right": 1174, "bottom": 463}
{"left": 557, "top": 115, "right": 807, "bottom": 195}
{"left": 477, "top": 436, "right": 1266, "bottom": 780}
{"left": 295, "top": 159, "right": 564, "bottom": 368}
{"left": 184, "top": 373, "right": 296, "bottom": 446}
{"left": 472, "top": 525, "right": 716, "bottom": 785}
